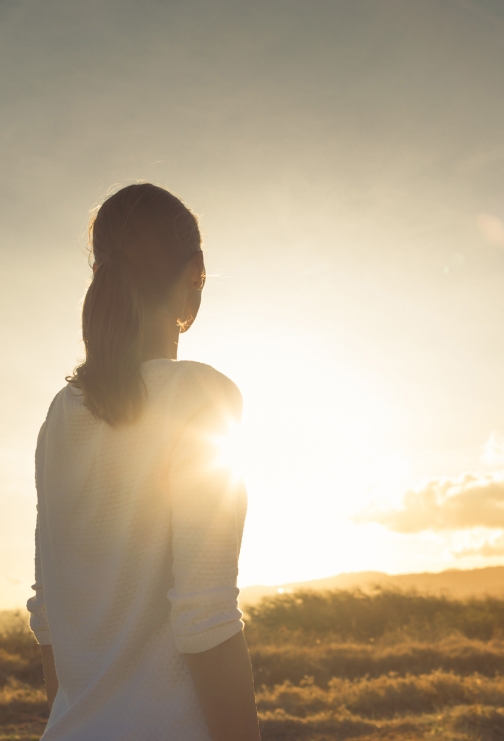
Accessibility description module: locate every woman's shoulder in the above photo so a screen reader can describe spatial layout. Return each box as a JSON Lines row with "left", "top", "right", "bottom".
{"left": 144, "top": 359, "right": 242, "bottom": 420}
{"left": 142, "top": 358, "right": 239, "bottom": 392}
{"left": 34, "top": 384, "right": 83, "bottom": 449}
{"left": 178, "top": 360, "right": 239, "bottom": 391}
{"left": 176, "top": 360, "right": 242, "bottom": 417}
{"left": 43, "top": 384, "right": 75, "bottom": 421}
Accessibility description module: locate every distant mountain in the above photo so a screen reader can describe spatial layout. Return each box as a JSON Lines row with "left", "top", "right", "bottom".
{"left": 238, "top": 565, "right": 504, "bottom": 610}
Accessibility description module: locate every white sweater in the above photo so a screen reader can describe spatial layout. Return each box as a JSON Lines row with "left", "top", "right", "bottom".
{"left": 27, "top": 359, "right": 247, "bottom": 741}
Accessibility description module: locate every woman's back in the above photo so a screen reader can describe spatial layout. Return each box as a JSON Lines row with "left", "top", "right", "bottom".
{"left": 29, "top": 359, "right": 247, "bottom": 741}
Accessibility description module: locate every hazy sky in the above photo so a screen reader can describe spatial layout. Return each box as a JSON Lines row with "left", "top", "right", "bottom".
{"left": 3, "top": 0, "right": 504, "bottom": 609}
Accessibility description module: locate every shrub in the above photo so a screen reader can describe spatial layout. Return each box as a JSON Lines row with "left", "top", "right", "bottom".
{"left": 248, "top": 636, "right": 504, "bottom": 687}
{"left": 246, "top": 588, "right": 504, "bottom": 642}
{"left": 0, "top": 611, "right": 43, "bottom": 688}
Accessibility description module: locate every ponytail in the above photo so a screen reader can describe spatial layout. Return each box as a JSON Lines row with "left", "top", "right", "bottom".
{"left": 67, "top": 183, "right": 201, "bottom": 426}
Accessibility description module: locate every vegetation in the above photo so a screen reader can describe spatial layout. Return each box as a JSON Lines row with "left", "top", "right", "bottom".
{"left": 245, "top": 587, "right": 504, "bottom": 642}
{"left": 5, "top": 588, "right": 504, "bottom": 740}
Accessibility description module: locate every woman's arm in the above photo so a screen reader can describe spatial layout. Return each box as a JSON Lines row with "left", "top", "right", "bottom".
{"left": 184, "top": 630, "right": 261, "bottom": 741}
{"left": 40, "top": 644, "right": 59, "bottom": 710}
{"left": 168, "top": 376, "right": 259, "bottom": 739}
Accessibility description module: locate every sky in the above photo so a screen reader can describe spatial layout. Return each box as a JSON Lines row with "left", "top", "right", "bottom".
{"left": 3, "top": 0, "right": 504, "bottom": 609}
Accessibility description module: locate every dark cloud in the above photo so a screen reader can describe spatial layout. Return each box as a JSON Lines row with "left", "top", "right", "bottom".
{"left": 354, "top": 473, "right": 504, "bottom": 533}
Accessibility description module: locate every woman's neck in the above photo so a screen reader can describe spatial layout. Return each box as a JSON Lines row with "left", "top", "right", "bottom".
{"left": 141, "top": 311, "right": 180, "bottom": 361}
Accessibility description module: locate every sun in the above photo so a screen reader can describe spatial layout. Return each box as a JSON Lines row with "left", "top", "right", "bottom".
{"left": 182, "top": 319, "right": 410, "bottom": 584}
{"left": 211, "top": 419, "right": 245, "bottom": 482}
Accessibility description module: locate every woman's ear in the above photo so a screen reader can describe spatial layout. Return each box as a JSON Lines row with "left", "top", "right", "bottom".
{"left": 188, "top": 251, "right": 205, "bottom": 290}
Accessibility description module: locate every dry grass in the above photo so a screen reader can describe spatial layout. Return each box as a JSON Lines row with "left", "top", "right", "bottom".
{"left": 246, "top": 633, "right": 504, "bottom": 687}
{"left": 5, "top": 590, "right": 504, "bottom": 740}
{"left": 257, "top": 670, "right": 504, "bottom": 718}
{"left": 257, "top": 705, "right": 504, "bottom": 741}
{"left": 253, "top": 662, "right": 504, "bottom": 739}
{"left": 244, "top": 587, "right": 504, "bottom": 642}
{"left": 0, "top": 679, "right": 47, "bottom": 724}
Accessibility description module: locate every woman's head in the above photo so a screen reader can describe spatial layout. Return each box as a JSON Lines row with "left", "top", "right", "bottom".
{"left": 68, "top": 183, "right": 204, "bottom": 426}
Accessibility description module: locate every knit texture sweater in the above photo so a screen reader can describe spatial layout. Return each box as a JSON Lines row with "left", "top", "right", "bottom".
{"left": 27, "top": 359, "right": 247, "bottom": 741}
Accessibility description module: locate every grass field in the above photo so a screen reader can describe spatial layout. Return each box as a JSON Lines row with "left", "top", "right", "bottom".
{"left": 3, "top": 588, "right": 504, "bottom": 740}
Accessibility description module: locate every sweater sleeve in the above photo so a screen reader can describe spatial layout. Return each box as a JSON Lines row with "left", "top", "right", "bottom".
{"left": 26, "top": 515, "right": 52, "bottom": 645}
{"left": 26, "top": 422, "right": 52, "bottom": 646}
{"left": 166, "top": 378, "right": 247, "bottom": 653}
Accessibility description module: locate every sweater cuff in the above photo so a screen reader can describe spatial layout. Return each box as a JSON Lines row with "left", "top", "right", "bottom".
{"left": 175, "top": 618, "right": 244, "bottom": 654}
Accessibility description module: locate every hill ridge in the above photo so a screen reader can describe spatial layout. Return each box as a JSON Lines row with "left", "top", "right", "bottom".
{"left": 239, "top": 565, "right": 504, "bottom": 608}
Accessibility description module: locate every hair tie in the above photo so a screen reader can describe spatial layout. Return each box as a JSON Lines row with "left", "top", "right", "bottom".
{"left": 92, "top": 250, "right": 128, "bottom": 273}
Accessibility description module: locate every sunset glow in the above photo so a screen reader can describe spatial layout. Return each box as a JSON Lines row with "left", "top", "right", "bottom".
{"left": 3, "top": 0, "right": 504, "bottom": 613}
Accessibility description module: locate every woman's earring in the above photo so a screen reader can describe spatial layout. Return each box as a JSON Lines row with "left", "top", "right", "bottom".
{"left": 177, "top": 315, "right": 194, "bottom": 333}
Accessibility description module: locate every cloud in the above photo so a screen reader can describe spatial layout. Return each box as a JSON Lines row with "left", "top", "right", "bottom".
{"left": 354, "top": 472, "right": 504, "bottom": 533}
{"left": 482, "top": 431, "right": 504, "bottom": 467}
{"left": 453, "top": 533, "right": 504, "bottom": 559}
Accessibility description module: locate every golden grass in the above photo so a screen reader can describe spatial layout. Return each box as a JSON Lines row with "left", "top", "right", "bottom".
{"left": 257, "top": 670, "right": 504, "bottom": 718}
{"left": 256, "top": 705, "right": 504, "bottom": 741}
{"left": 5, "top": 590, "right": 504, "bottom": 740}
{"left": 0, "top": 680, "right": 47, "bottom": 725}
{"left": 246, "top": 633, "right": 504, "bottom": 687}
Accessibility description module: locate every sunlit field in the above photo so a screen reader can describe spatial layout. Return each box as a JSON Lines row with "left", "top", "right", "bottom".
{"left": 4, "top": 588, "right": 504, "bottom": 741}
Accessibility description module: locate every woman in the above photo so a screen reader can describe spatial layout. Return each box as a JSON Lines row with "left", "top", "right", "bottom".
{"left": 27, "top": 183, "right": 261, "bottom": 741}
